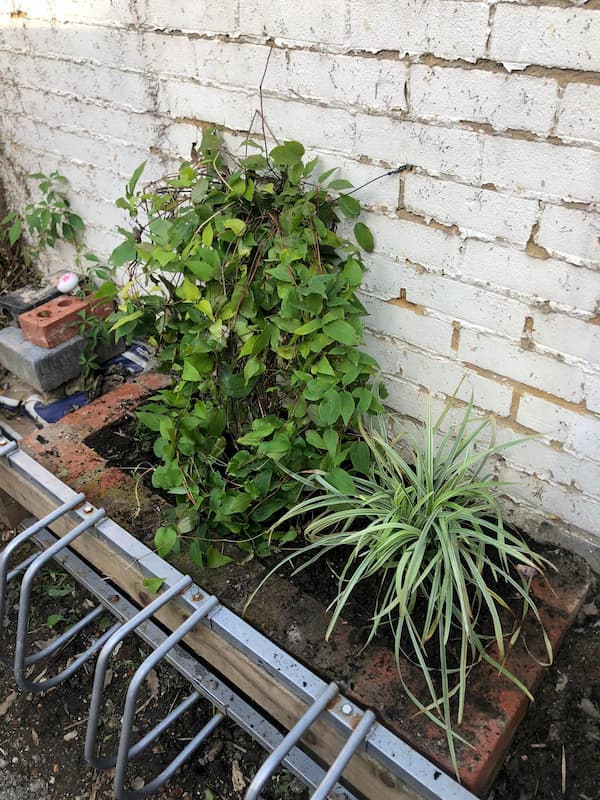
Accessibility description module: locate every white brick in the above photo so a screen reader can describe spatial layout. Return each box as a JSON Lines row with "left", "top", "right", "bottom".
{"left": 556, "top": 83, "right": 600, "bottom": 146}
{"left": 305, "top": 158, "right": 401, "bottom": 211}
{"left": 398, "top": 346, "right": 513, "bottom": 415}
{"left": 0, "top": 85, "right": 158, "bottom": 149}
{"left": 461, "top": 239, "right": 600, "bottom": 314}
{"left": 362, "top": 331, "right": 403, "bottom": 375}
{"left": 516, "top": 395, "right": 600, "bottom": 462}
{"left": 489, "top": 5, "right": 600, "bottom": 72}
{"left": 142, "top": 0, "right": 237, "bottom": 32}
{"left": 499, "top": 433, "right": 600, "bottom": 499}
{"left": 531, "top": 313, "right": 600, "bottom": 364}
{"left": 383, "top": 375, "right": 449, "bottom": 420}
{"left": 261, "top": 97, "right": 356, "bottom": 152}
{"left": 536, "top": 205, "right": 600, "bottom": 270}
{"left": 1, "top": 114, "right": 152, "bottom": 180}
{"left": 497, "top": 464, "right": 600, "bottom": 533}
{"left": 349, "top": 0, "right": 489, "bottom": 61}
{"left": 0, "top": 51, "right": 149, "bottom": 112}
{"left": 67, "top": 195, "right": 130, "bottom": 232}
{"left": 361, "top": 294, "right": 455, "bottom": 356}
{"left": 459, "top": 328, "right": 585, "bottom": 403}
{"left": 585, "top": 372, "right": 600, "bottom": 415}
{"left": 355, "top": 116, "right": 481, "bottom": 181}
{"left": 142, "top": 34, "right": 258, "bottom": 83}
{"left": 2, "top": 141, "right": 125, "bottom": 203}
{"left": 12, "top": 0, "right": 136, "bottom": 25}
{"left": 266, "top": 51, "right": 408, "bottom": 112}
{"left": 157, "top": 79, "right": 256, "bottom": 132}
{"left": 82, "top": 224, "right": 129, "bottom": 260}
{"left": 239, "top": 0, "right": 346, "bottom": 44}
{"left": 148, "top": 38, "right": 408, "bottom": 112}
{"left": 410, "top": 65, "right": 558, "bottom": 136}
{"left": 365, "top": 258, "right": 532, "bottom": 338}
{"left": 403, "top": 173, "right": 538, "bottom": 245}
{"left": 0, "top": 21, "right": 144, "bottom": 71}
{"left": 481, "top": 136, "right": 600, "bottom": 204}
{"left": 361, "top": 211, "right": 463, "bottom": 272}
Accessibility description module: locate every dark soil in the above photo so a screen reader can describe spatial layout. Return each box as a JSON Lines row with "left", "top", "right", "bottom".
{"left": 83, "top": 412, "right": 168, "bottom": 501}
{"left": 491, "top": 579, "right": 599, "bottom": 800}
{"left": 0, "top": 525, "right": 308, "bottom": 800}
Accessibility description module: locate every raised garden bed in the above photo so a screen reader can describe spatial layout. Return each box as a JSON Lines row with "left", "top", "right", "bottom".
{"left": 11, "top": 375, "right": 592, "bottom": 798}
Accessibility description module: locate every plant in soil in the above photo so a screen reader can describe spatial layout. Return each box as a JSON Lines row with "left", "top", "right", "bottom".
{"left": 0, "top": 171, "right": 86, "bottom": 272}
{"left": 102, "top": 130, "right": 384, "bottom": 566}
{"left": 251, "top": 397, "right": 553, "bottom": 776}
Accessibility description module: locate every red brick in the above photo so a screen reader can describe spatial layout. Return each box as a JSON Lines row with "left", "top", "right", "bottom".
{"left": 134, "top": 371, "right": 172, "bottom": 393}
{"left": 18, "top": 295, "right": 113, "bottom": 349}
{"left": 62, "top": 374, "right": 170, "bottom": 436}
{"left": 21, "top": 425, "right": 105, "bottom": 489}
{"left": 346, "top": 571, "right": 591, "bottom": 795}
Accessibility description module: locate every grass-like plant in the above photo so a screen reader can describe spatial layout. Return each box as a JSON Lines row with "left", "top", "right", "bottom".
{"left": 249, "top": 397, "right": 553, "bottom": 776}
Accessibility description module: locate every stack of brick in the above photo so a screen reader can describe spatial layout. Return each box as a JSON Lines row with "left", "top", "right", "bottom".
{"left": 0, "top": 290, "right": 114, "bottom": 390}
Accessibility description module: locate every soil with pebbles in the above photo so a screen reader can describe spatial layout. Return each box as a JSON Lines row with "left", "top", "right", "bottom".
{"left": 0, "top": 523, "right": 307, "bottom": 800}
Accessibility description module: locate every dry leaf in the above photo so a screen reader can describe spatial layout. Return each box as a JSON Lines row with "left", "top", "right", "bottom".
{"left": 582, "top": 602, "right": 598, "bottom": 618}
{"left": 103, "top": 668, "right": 113, "bottom": 690}
{"left": 580, "top": 697, "right": 600, "bottom": 721}
{"left": 0, "top": 691, "right": 17, "bottom": 717}
{"left": 146, "top": 669, "right": 159, "bottom": 700}
{"left": 199, "top": 739, "right": 223, "bottom": 765}
{"left": 231, "top": 758, "right": 245, "bottom": 794}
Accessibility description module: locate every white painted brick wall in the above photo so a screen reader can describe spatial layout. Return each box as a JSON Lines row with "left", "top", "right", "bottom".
{"left": 536, "top": 205, "right": 600, "bottom": 270}
{"left": 460, "top": 239, "right": 600, "bottom": 314}
{"left": 531, "top": 313, "right": 600, "bottom": 364}
{"left": 240, "top": 0, "right": 346, "bottom": 44}
{"left": 459, "top": 329, "right": 586, "bottom": 404}
{"left": 516, "top": 395, "right": 600, "bottom": 462}
{"left": 481, "top": 136, "right": 600, "bottom": 204}
{"left": 143, "top": 0, "right": 237, "bottom": 33}
{"left": 1, "top": 0, "right": 599, "bottom": 565}
{"left": 489, "top": 5, "right": 600, "bottom": 71}
{"left": 409, "top": 65, "right": 558, "bottom": 136}
{"left": 555, "top": 83, "right": 600, "bottom": 146}
{"left": 403, "top": 173, "right": 538, "bottom": 245}
{"left": 355, "top": 116, "right": 481, "bottom": 181}
{"left": 349, "top": 0, "right": 490, "bottom": 61}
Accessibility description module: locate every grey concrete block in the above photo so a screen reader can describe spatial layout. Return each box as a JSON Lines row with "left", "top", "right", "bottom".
{"left": 0, "top": 326, "right": 124, "bottom": 392}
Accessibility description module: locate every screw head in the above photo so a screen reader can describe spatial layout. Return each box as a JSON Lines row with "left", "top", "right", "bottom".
{"left": 83, "top": 503, "right": 94, "bottom": 514}
{"left": 0, "top": 437, "right": 8, "bottom": 446}
{"left": 341, "top": 703, "right": 353, "bottom": 715}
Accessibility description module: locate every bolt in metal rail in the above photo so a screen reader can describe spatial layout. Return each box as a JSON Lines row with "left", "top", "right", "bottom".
{"left": 0, "top": 425, "right": 477, "bottom": 800}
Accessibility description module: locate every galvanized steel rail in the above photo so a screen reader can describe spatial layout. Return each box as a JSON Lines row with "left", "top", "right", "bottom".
{"left": 0, "top": 423, "right": 476, "bottom": 800}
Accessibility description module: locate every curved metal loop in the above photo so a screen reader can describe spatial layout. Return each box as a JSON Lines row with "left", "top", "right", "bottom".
{"left": 85, "top": 575, "right": 193, "bottom": 770}
{"left": 244, "top": 682, "right": 340, "bottom": 800}
{"left": 13, "top": 507, "right": 113, "bottom": 691}
{"left": 0, "top": 494, "right": 86, "bottom": 665}
{"left": 25, "top": 605, "right": 105, "bottom": 665}
{"left": 311, "top": 710, "right": 377, "bottom": 800}
{"left": 113, "top": 595, "right": 221, "bottom": 800}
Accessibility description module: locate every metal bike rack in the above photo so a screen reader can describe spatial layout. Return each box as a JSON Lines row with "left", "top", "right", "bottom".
{"left": 0, "top": 423, "right": 477, "bottom": 800}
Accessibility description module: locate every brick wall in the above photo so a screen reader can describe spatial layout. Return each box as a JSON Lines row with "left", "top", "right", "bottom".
{"left": 0, "top": 1, "right": 598, "bottom": 567}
